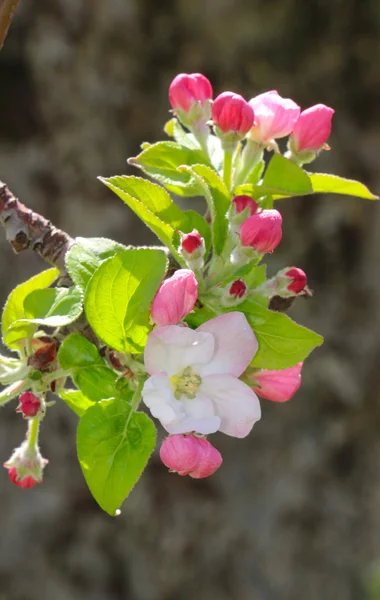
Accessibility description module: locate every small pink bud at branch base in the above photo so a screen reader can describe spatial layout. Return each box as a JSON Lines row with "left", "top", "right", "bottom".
{"left": 240, "top": 209, "right": 282, "bottom": 253}
{"left": 248, "top": 91, "right": 300, "bottom": 143}
{"left": 169, "top": 73, "right": 213, "bottom": 112}
{"left": 212, "top": 92, "right": 254, "bottom": 136}
{"left": 160, "top": 434, "right": 222, "bottom": 479}
{"left": 251, "top": 363, "right": 303, "bottom": 402}
{"left": 16, "top": 391, "right": 42, "bottom": 418}
{"left": 290, "top": 104, "right": 334, "bottom": 152}
{"left": 151, "top": 269, "right": 198, "bottom": 327}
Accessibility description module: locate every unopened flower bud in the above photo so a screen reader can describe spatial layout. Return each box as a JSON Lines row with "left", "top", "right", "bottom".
{"left": 250, "top": 363, "right": 303, "bottom": 402}
{"left": 285, "top": 267, "right": 307, "bottom": 294}
{"left": 229, "top": 279, "right": 247, "bottom": 299}
{"left": 169, "top": 73, "right": 213, "bottom": 127}
{"left": 212, "top": 92, "right": 254, "bottom": 143}
{"left": 289, "top": 104, "right": 334, "bottom": 155}
{"left": 16, "top": 391, "right": 42, "bottom": 418}
{"left": 160, "top": 434, "right": 222, "bottom": 479}
{"left": 240, "top": 209, "right": 282, "bottom": 253}
{"left": 232, "top": 195, "right": 258, "bottom": 216}
{"left": 4, "top": 440, "right": 48, "bottom": 488}
{"left": 151, "top": 269, "right": 198, "bottom": 327}
{"left": 248, "top": 91, "right": 300, "bottom": 144}
{"left": 179, "top": 229, "right": 205, "bottom": 270}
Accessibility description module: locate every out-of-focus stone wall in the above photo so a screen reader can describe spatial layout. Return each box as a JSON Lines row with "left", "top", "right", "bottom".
{"left": 1, "top": 1, "right": 380, "bottom": 599}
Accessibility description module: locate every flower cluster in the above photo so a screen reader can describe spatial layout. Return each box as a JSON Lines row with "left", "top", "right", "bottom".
{"left": 5, "top": 67, "right": 375, "bottom": 515}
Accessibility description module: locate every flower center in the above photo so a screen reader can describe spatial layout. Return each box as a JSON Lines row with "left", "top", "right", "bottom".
{"left": 170, "top": 366, "right": 202, "bottom": 400}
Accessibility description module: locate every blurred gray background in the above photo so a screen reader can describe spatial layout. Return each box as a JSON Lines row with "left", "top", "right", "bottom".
{"left": 1, "top": 1, "right": 380, "bottom": 599}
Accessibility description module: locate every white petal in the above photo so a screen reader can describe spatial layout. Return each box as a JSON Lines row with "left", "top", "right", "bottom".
{"left": 197, "top": 312, "right": 258, "bottom": 377}
{"left": 142, "top": 374, "right": 184, "bottom": 423}
{"left": 200, "top": 375, "right": 261, "bottom": 438}
{"left": 144, "top": 325, "right": 214, "bottom": 377}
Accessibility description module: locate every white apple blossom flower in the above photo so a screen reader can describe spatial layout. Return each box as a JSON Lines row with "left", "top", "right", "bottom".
{"left": 142, "top": 312, "right": 261, "bottom": 437}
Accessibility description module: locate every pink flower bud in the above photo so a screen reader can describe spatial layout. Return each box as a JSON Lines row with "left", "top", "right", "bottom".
{"left": 169, "top": 73, "right": 213, "bottom": 112}
{"left": 232, "top": 195, "right": 258, "bottom": 216}
{"left": 7, "top": 467, "right": 39, "bottom": 489}
{"left": 229, "top": 279, "right": 247, "bottom": 299}
{"left": 290, "top": 104, "right": 335, "bottom": 152}
{"left": 285, "top": 267, "right": 307, "bottom": 294}
{"left": 16, "top": 392, "right": 41, "bottom": 418}
{"left": 248, "top": 91, "right": 300, "bottom": 143}
{"left": 4, "top": 441, "right": 48, "bottom": 488}
{"left": 251, "top": 363, "right": 303, "bottom": 402}
{"left": 212, "top": 92, "right": 254, "bottom": 135}
{"left": 160, "top": 434, "right": 222, "bottom": 479}
{"left": 240, "top": 209, "right": 282, "bottom": 253}
{"left": 181, "top": 229, "right": 203, "bottom": 255}
{"left": 151, "top": 269, "right": 198, "bottom": 327}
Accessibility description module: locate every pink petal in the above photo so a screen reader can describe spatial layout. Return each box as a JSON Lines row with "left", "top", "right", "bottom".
{"left": 197, "top": 312, "right": 258, "bottom": 377}
{"left": 201, "top": 375, "right": 261, "bottom": 438}
{"left": 144, "top": 325, "right": 214, "bottom": 376}
{"left": 252, "top": 362, "right": 302, "bottom": 402}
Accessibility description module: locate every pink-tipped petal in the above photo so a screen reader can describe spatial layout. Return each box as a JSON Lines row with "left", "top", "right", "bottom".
{"left": 291, "top": 104, "right": 335, "bottom": 152}
{"left": 249, "top": 92, "right": 300, "bottom": 142}
{"left": 197, "top": 312, "right": 258, "bottom": 377}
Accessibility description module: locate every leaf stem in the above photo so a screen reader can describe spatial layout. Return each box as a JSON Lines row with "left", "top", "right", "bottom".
{"left": 223, "top": 150, "right": 233, "bottom": 191}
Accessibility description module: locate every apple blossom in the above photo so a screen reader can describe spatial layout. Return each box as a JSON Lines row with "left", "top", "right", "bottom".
{"left": 284, "top": 267, "right": 307, "bottom": 294}
{"left": 169, "top": 73, "right": 213, "bottom": 113}
{"left": 142, "top": 312, "right": 261, "bottom": 437}
{"left": 248, "top": 91, "right": 300, "bottom": 144}
{"left": 151, "top": 269, "right": 198, "bottom": 327}
{"left": 160, "top": 434, "right": 222, "bottom": 478}
{"left": 250, "top": 363, "right": 303, "bottom": 402}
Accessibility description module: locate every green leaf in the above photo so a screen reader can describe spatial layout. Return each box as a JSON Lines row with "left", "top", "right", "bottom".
{"left": 2, "top": 268, "right": 59, "bottom": 349}
{"left": 85, "top": 248, "right": 168, "bottom": 353}
{"left": 164, "top": 118, "right": 200, "bottom": 150}
{"left": 21, "top": 286, "right": 83, "bottom": 327}
{"left": 66, "top": 237, "right": 127, "bottom": 291}
{"left": 100, "top": 176, "right": 185, "bottom": 262}
{"left": 242, "top": 299, "right": 323, "bottom": 369}
{"left": 77, "top": 399, "right": 156, "bottom": 515}
{"left": 308, "top": 173, "right": 379, "bottom": 200}
{"left": 263, "top": 154, "right": 313, "bottom": 196}
{"left": 59, "top": 389, "right": 96, "bottom": 417}
{"left": 129, "top": 141, "right": 210, "bottom": 196}
{"left": 178, "top": 164, "right": 230, "bottom": 255}
{"left": 58, "top": 333, "right": 117, "bottom": 401}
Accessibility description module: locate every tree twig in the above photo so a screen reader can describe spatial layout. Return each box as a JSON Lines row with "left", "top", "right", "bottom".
{"left": 0, "top": 181, "right": 74, "bottom": 271}
{"left": 0, "top": 0, "right": 21, "bottom": 50}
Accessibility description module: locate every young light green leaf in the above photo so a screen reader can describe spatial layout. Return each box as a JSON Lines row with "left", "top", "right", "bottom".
{"left": 66, "top": 237, "right": 128, "bottom": 291}
{"left": 77, "top": 399, "right": 156, "bottom": 515}
{"left": 242, "top": 299, "right": 323, "bottom": 369}
{"left": 164, "top": 118, "right": 200, "bottom": 150}
{"left": 21, "top": 286, "right": 83, "bottom": 327}
{"left": 128, "top": 141, "right": 210, "bottom": 196}
{"left": 308, "top": 173, "right": 379, "bottom": 200}
{"left": 58, "top": 389, "right": 96, "bottom": 417}
{"left": 179, "top": 164, "right": 230, "bottom": 255}
{"left": 2, "top": 268, "right": 59, "bottom": 349}
{"left": 100, "top": 176, "right": 185, "bottom": 263}
{"left": 85, "top": 248, "right": 168, "bottom": 353}
{"left": 263, "top": 154, "right": 313, "bottom": 196}
{"left": 58, "top": 333, "right": 117, "bottom": 401}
